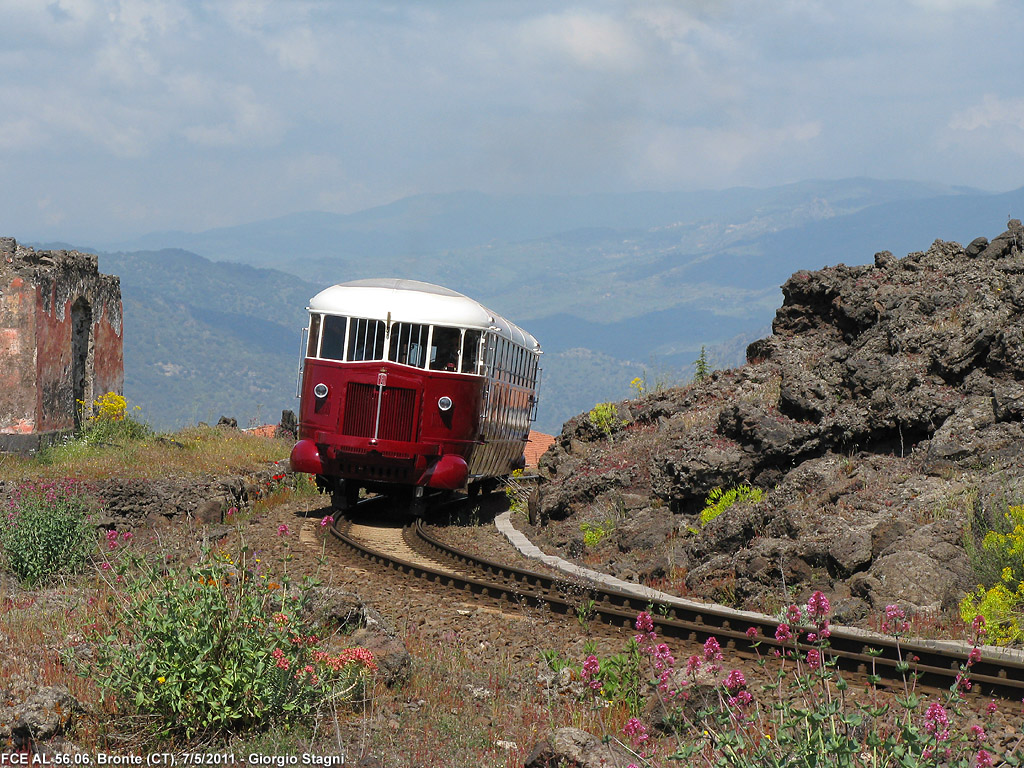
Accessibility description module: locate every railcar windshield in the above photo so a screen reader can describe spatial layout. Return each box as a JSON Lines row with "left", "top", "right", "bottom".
{"left": 306, "top": 313, "right": 490, "bottom": 374}
{"left": 307, "top": 314, "right": 323, "bottom": 357}
{"left": 462, "top": 330, "right": 481, "bottom": 373}
{"left": 347, "top": 318, "right": 386, "bottom": 361}
{"left": 319, "top": 315, "right": 347, "bottom": 360}
{"left": 388, "top": 322, "right": 429, "bottom": 367}
{"left": 429, "top": 326, "right": 461, "bottom": 371}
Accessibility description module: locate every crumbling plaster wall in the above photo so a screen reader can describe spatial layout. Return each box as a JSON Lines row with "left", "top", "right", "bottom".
{"left": 0, "top": 237, "right": 123, "bottom": 446}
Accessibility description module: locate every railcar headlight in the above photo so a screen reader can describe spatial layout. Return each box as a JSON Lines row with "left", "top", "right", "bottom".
{"left": 438, "top": 396, "right": 453, "bottom": 412}
{"left": 313, "top": 383, "right": 329, "bottom": 399}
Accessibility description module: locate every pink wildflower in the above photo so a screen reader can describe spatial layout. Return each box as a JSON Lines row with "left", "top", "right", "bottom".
{"left": 986, "top": 700, "right": 998, "bottom": 716}
{"left": 703, "top": 637, "right": 723, "bottom": 664}
{"left": 806, "top": 648, "right": 822, "bottom": 670}
{"left": 775, "top": 623, "right": 792, "bottom": 643}
{"left": 635, "top": 611, "right": 654, "bottom": 634}
{"left": 320, "top": 515, "right": 334, "bottom": 527}
{"left": 100, "top": 561, "right": 112, "bottom": 571}
{"left": 787, "top": 604, "right": 802, "bottom": 624}
{"left": 313, "top": 647, "right": 377, "bottom": 672}
{"left": 807, "top": 590, "right": 830, "bottom": 619}
{"left": 685, "top": 654, "right": 702, "bottom": 676}
{"left": 724, "top": 669, "right": 746, "bottom": 692}
{"left": 277, "top": 524, "right": 290, "bottom": 536}
{"left": 975, "top": 749, "right": 993, "bottom": 768}
{"left": 653, "top": 643, "right": 675, "bottom": 671}
{"left": 727, "top": 689, "right": 753, "bottom": 708}
{"left": 970, "top": 725, "right": 986, "bottom": 743}
{"left": 972, "top": 614, "right": 987, "bottom": 638}
{"left": 968, "top": 646, "right": 982, "bottom": 666}
{"left": 745, "top": 626, "right": 759, "bottom": 639}
{"left": 623, "top": 718, "right": 649, "bottom": 747}
{"left": 884, "top": 604, "right": 910, "bottom": 634}
{"left": 582, "top": 655, "right": 602, "bottom": 691}
{"left": 923, "top": 701, "right": 950, "bottom": 741}
{"left": 271, "top": 648, "right": 291, "bottom": 671}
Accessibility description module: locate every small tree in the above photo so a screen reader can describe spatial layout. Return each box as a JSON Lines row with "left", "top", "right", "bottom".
{"left": 693, "top": 346, "right": 710, "bottom": 382}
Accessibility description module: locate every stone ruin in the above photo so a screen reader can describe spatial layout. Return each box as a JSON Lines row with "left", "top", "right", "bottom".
{"left": 0, "top": 237, "right": 123, "bottom": 452}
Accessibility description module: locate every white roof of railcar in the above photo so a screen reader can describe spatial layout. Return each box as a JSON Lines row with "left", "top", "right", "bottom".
{"left": 308, "top": 278, "right": 540, "bottom": 350}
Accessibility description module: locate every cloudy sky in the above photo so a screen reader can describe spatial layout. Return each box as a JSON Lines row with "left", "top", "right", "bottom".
{"left": 0, "top": 0, "right": 1021, "bottom": 242}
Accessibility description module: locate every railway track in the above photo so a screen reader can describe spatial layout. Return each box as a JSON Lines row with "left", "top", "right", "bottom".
{"left": 331, "top": 500, "right": 1024, "bottom": 701}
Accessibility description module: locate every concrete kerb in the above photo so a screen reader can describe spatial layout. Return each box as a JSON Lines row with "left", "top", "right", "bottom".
{"left": 493, "top": 511, "right": 1024, "bottom": 665}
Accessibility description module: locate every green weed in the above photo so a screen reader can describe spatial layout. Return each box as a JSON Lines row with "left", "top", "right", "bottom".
{"left": 700, "top": 484, "right": 763, "bottom": 526}
{"left": 0, "top": 480, "right": 96, "bottom": 585}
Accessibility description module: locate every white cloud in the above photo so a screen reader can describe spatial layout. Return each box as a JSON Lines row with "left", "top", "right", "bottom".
{"left": 908, "top": 0, "right": 998, "bottom": 10}
{"left": 181, "top": 85, "right": 286, "bottom": 148}
{"left": 635, "top": 120, "right": 823, "bottom": 185}
{"left": 265, "top": 26, "right": 323, "bottom": 73}
{"left": 950, "top": 94, "right": 1024, "bottom": 132}
{"left": 0, "top": 117, "right": 41, "bottom": 150}
{"left": 519, "top": 11, "right": 645, "bottom": 73}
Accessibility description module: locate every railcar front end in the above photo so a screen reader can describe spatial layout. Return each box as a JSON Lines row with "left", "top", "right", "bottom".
{"left": 288, "top": 279, "right": 541, "bottom": 511}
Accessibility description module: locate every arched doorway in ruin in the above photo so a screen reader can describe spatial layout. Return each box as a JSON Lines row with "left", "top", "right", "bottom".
{"left": 71, "top": 297, "right": 94, "bottom": 430}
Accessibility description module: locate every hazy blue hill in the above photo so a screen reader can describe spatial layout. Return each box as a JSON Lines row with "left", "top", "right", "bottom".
{"left": 96, "top": 250, "right": 320, "bottom": 430}
{"left": 104, "top": 179, "right": 974, "bottom": 274}
{"left": 55, "top": 179, "right": 1021, "bottom": 436}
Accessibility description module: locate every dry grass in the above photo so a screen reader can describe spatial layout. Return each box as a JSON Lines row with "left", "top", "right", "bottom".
{"left": 1, "top": 426, "right": 293, "bottom": 482}
{"left": 363, "top": 627, "right": 628, "bottom": 768}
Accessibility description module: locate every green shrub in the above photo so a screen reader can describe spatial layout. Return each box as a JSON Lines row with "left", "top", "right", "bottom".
{"left": 1, "top": 481, "right": 96, "bottom": 585}
{"left": 575, "top": 639, "right": 646, "bottom": 716}
{"left": 79, "top": 392, "right": 152, "bottom": 444}
{"left": 960, "top": 503, "right": 1024, "bottom": 645}
{"left": 503, "top": 468, "right": 528, "bottom": 515}
{"left": 588, "top": 402, "right": 622, "bottom": 437}
{"left": 700, "top": 484, "right": 763, "bottom": 526}
{"left": 85, "top": 557, "right": 376, "bottom": 738}
{"left": 580, "top": 520, "right": 613, "bottom": 548}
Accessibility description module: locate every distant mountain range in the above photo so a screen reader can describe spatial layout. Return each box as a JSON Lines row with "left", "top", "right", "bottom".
{"left": 36, "top": 178, "right": 1024, "bottom": 435}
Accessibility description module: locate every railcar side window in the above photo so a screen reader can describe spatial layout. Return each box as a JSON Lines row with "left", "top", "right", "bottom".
{"left": 307, "top": 314, "right": 322, "bottom": 357}
{"left": 347, "top": 318, "right": 386, "bottom": 361}
{"left": 389, "top": 322, "right": 428, "bottom": 367}
{"left": 462, "top": 330, "right": 481, "bottom": 373}
{"left": 320, "top": 315, "right": 348, "bottom": 361}
{"left": 429, "top": 326, "right": 461, "bottom": 371}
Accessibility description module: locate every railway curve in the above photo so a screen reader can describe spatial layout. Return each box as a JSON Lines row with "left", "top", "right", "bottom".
{"left": 330, "top": 499, "right": 1024, "bottom": 702}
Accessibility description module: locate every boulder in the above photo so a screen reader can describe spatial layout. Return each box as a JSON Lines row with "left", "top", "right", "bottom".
{"left": 12, "top": 685, "right": 81, "bottom": 741}
{"left": 524, "top": 727, "right": 637, "bottom": 768}
{"left": 348, "top": 628, "right": 412, "bottom": 687}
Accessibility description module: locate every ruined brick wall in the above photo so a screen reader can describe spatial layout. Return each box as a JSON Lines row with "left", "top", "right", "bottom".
{"left": 0, "top": 237, "right": 123, "bottom": 450}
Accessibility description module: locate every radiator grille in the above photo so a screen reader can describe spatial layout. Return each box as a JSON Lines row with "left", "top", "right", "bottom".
{"left": 343, "top": 383, "right": 417, "bottom": 442}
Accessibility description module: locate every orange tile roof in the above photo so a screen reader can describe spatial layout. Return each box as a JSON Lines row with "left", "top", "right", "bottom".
{"left": 525, "top": 430, "right": 556, "bottom": 468}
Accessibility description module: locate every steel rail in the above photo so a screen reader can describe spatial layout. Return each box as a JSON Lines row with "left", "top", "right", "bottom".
{"left": 329, "top": 508, "right": 1024, "bottom": 700}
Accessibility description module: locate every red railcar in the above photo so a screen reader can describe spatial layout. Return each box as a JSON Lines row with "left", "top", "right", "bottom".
{"left": 289, "top": 279, "right": 541, "bottom": 511}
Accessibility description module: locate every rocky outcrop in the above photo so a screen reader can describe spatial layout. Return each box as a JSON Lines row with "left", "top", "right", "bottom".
{"left": 0, "top": 464, "right": 292, "bottom": 528}
{"left": 532, "top": 222, "right": 1024, "bottom": 618}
